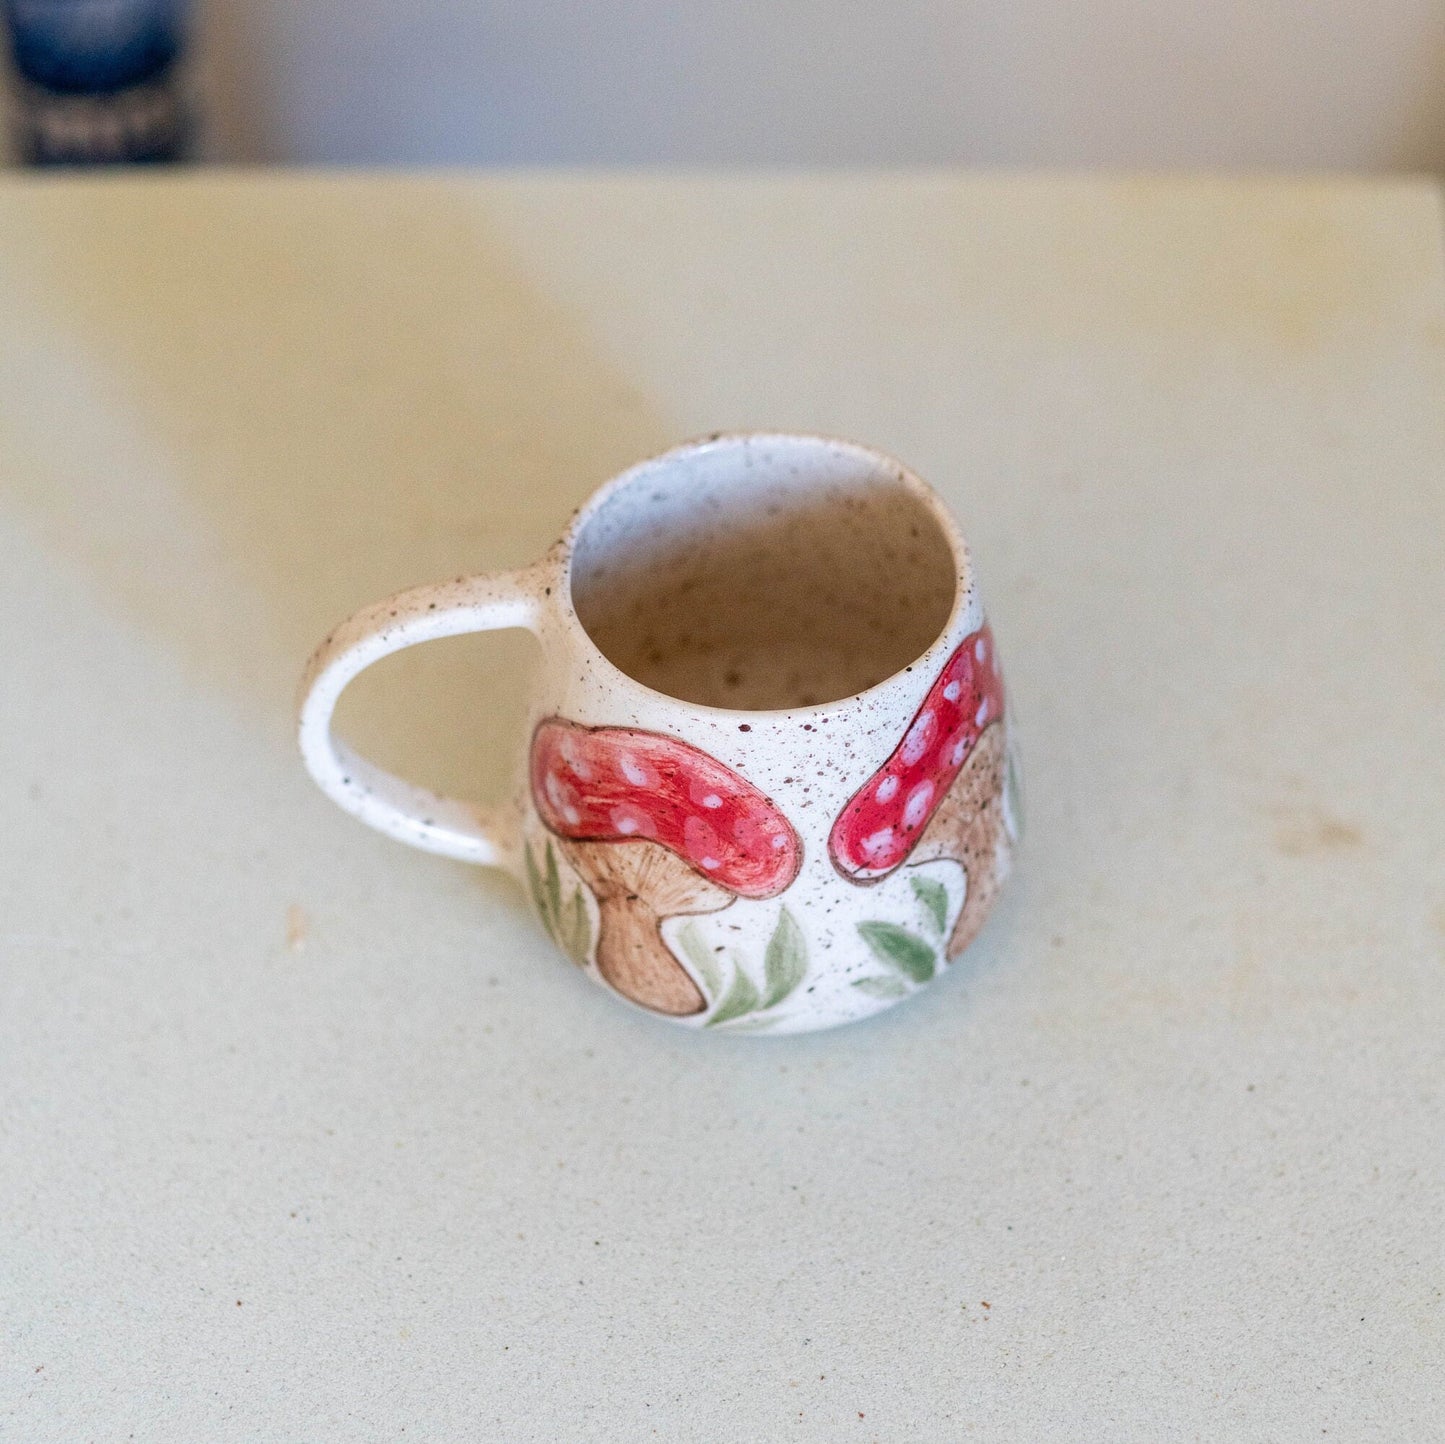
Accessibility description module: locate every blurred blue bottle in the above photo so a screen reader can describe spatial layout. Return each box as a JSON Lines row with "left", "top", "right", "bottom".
{"left": 4, "top": 0, "right": 191, "bottom": 164}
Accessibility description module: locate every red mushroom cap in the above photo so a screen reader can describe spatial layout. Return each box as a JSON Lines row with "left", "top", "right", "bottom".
{"left": 829, "top": 624, "right": 1005, "bottom": 880}
{"left": 531, "top": 719, "right": 801, "bottom": 899}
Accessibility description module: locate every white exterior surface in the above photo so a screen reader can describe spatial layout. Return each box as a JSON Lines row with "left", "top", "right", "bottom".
{"left": 1, "top": 172, "right": 1443, "bottom": 1438}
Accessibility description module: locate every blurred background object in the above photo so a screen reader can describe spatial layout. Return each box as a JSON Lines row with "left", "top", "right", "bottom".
{"left": 6, "top": 0, "right": 1445, "bottom": 169}
{"left": 4, "top": 0, "right": 190, "bottom": 163}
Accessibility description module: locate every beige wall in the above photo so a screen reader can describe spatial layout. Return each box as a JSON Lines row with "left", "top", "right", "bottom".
{"left": 193, "top": 1, "right": 1445, "bottom": 169}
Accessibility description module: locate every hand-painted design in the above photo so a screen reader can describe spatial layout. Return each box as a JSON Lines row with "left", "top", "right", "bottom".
{"left": 830, "top": 624, "right": 1012, "bottom": 960}
{"left": 675, "top": 919, "right": 725, "bottom": 999}
{"left": 858, "top": 921, "right": 936, "bottom": 983}
{"left": 530, "top": 718, "right": 802, "bottom": 1017}
{"left": 1002, "top": 729, "right": 1024, "bottom": 845}
{"left": 677, "top": 907, "right": 809, "bottom": 1031}
{"left": 909, "top": 874, "right": 949, "bottom": 936}
{"left": 851, "top": 871, "right": 949, "bottom": 997}
{"left": 829, "top": 623, "right": 1005, "bottom": 882}
{"left": 852, "top": 974, "right": 911, "bottom": 1001}
{"left": 904, "top": 723, "right": 1009, "bottom": 959}
{"left": 524, "top": 837, "right": 593, "bottom": 966}
{"left": 855, "top": 919, "right": 936, "bottom": 988}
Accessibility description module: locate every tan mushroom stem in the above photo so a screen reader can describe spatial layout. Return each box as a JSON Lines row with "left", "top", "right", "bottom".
{"left": 557, "top": 838, "right": 729, "bottom": 1016}
{"left": 906, "top": 723, "right": 1010, "bottom": 959}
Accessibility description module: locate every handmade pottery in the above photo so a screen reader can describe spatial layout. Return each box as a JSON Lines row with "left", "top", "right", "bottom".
{"left": 298, "top": 434, "right": 1019, "bottom": 1033}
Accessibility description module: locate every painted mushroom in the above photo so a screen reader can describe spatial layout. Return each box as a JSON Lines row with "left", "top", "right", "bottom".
{"left": 530, "top": 719, "right": 802, "bottom": 1016}
{"left": 829, "top": 623, "right": 1010, "bottom": 957}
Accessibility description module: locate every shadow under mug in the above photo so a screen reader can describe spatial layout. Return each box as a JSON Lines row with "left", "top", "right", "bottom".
{"left": 298, "top": 433, "right": 1019, "bottom": 1033}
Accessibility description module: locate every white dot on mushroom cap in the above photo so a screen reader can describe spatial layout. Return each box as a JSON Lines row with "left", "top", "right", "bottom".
{"left": 951, "top": 736, "right": 969, "bottom": 766}
{"left": 900, "top": 710, "right": 936, "bottom": 766}
{"left": 977, "top": 699, "right": 990, "bottom": 725}
{"left": 771, "top": 834, "right": 788, "bottom": 849}
{"left": 875, "top": 775, "right": 899, "bottom": 803}
{"left": 544, "top": 772, "right": 575, "bottom": 818}
{"left": 943, "top": 681, "right": 961, "bottom": 702}
{"left": 699, "top": 856, "right": 720, "bottom": 870}
{"left": 975, "top": 637, "right": 987, "bottom": 662}
{"left": 557, "top": 735, "right": 592, "bottom": 781}
{"left": 563, "top": 805, "right": 581, "bottom": 826}
{"left": 683, "top": 815, "right": 723, "bottom": 868}
{"left": 702, "top": 793, "right": 723, "bottom": 809}
{"left": 859, "top": 827, "right": 896, "bottom": 862}
{"left": 610, "top": 804, "right": 652, "bottom": 836}
{"left": 903, "top": 780, "right": 935, "bottom": 829}
{"left": 617, "top": 753, "right": 650, "bottom": 787}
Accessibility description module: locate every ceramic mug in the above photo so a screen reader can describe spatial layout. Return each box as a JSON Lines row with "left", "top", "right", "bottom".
{"left": 298, "top": 434, "right": 1020, "bottom": 1033}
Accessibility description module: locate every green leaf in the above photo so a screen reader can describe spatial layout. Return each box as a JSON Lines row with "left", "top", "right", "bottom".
{"left": 761, "top": 907, "right": 807, "bottom": 1009}
{"left": 852, "top": 975, "right": 911, "bottom": 1000}
{"left": 542, "top": 840, "right": 562, "bottom": 931}
{"left": 857, "top": 921, "right": 936, "bottom": 984}
{"left": 705, "top": 958, "right": 761, "bottom": 1027}
{"left": 677, "top": 920, "right": 723, "bottom": 999}
{"left": 524, "top": 842, "right": 548, "bottom": 926}
{"left": 718, "top": 1015, "right": 782, "bottom": 1033}
{"left": 1004, "top": 744, "right": 1025, "bottom": 842}
{"left": 910, "top": 876, "right": 949, "bottom": 937}
{"left": 564, "top": 887, "right": 591, "bottom": 964}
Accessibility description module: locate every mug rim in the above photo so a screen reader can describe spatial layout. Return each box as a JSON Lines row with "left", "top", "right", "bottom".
{"left": 551, "top": 431, "right": 975, "bottom": 721}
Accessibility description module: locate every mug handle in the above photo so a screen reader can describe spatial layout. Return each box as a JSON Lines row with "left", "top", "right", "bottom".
{"left": 297, "top": 569, "right": 544, "bottom": 871}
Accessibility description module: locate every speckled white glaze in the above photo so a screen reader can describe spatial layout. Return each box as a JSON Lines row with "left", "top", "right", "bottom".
{"left": 298, "top": 434, "right": 1018, "bottom": 1032}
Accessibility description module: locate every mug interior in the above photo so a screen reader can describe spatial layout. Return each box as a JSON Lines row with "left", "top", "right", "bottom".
{"left": 569, "top": 436, "right": 958, "bottom": 710}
